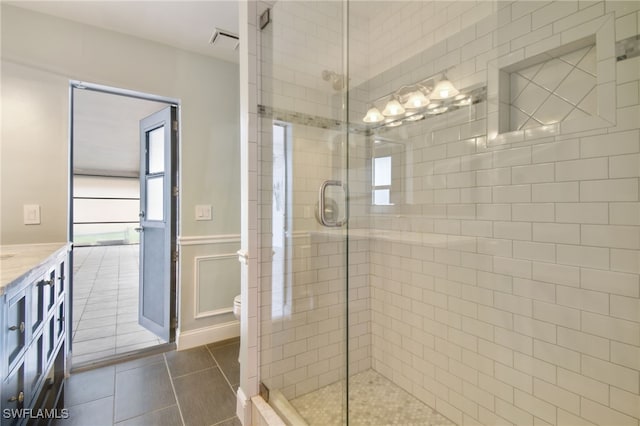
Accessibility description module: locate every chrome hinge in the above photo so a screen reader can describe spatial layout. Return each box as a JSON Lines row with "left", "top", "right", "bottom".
{"left": 171, "top": 251, "right": 179, "bottom": 263}
{"left": 172, "top": 120, "right": 178, "bottom": 131}
{"left": 172, "top": 186, "right": 179, "bottom": 197}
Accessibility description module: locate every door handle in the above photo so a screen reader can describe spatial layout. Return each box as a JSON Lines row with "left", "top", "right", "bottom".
{"left": 316, "top": 180, "right": 348, "bottom": 227}
{"left": 134, "top": 227, "right": 143, "bottom": 232}
{"left": 7, "top": 391, "right": 24, "bottom": 403}
{"left": 8, "top": 322, "right": 25, "bottom": 333}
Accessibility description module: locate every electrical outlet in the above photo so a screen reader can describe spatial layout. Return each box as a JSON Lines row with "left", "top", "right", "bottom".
{"left": 24, "top": 204, "right": 41, "bottom": 225}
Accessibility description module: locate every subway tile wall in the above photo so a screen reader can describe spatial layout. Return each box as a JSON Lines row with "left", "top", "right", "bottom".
{"left": 253, "top": 0, "right": 640, "bottom": 425}
{"left": 350, "top": 1, "right": 640, "bottom": 425}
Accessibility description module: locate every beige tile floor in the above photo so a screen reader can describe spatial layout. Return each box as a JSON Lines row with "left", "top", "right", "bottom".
{"left": 72, "top": 245, "right": 164, "bottom": 366}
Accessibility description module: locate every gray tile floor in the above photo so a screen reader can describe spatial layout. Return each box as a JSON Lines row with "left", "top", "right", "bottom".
{"left": 57, "top": 340, "right": 241, "bottom": 426}
{"left": 72, "top": 245, "right": 163, "bottom": 366}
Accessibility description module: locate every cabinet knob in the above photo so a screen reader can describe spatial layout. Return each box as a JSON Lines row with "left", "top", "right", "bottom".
{"left": 8, "top": 322, "right": 25, "bottom": 333}
{"left": 42, "top": 279, "right": 53, "bottom": 286}
{"left": 7, "top": 391, "right": 24, "bottom": 403}
{"left": 58, "top": 275, "right": 65, "bottom": 281}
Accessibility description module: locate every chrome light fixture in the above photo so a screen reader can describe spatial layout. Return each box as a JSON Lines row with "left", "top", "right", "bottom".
{"left": 361, "top": 66, "right": 480, "bottom": 127}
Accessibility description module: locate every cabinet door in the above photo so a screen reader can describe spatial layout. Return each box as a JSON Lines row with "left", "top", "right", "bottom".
{"left": 24, "top": 333, "right": 44, "bottom": 407}
{"left": 6, "top": 291, "right": 26, "bottom": 368}
{"left": 29, "top": 275, "right": 45, "bottom": 334}
{"left": 43, "top": 268, "right": 56, "bottom": 315}
{"left": 1, "top": 362, "right": 25, "bottom": 426}
{"left": 56, "top": 258, "right": 66, "bottom": 300}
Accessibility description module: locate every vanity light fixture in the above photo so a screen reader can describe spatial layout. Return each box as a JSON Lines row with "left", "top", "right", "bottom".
{"left": 382, "top": 97, "right": 405, "bottom": 117}
{"left": 430, "top": 74, "right": 459, "bottom": 100}
{"left": 360, "top": 67, "right": 484, "bottom": 128}
{"left": 403, "top": 89, "right": 430, "bottom": 109}
{"left": 452, "top": 94, "right": 471, "bottom": 106}
{"left": 363, "top": 106, "right": 385, "bottom": 123}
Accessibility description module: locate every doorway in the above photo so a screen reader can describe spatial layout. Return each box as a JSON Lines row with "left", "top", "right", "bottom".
{"left": 69, "top": 83, "right": 179, "bottom": 367}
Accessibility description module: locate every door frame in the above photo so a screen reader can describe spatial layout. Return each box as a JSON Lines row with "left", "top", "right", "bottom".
{"left": 67, "top": 81, "right": 181, "bottom": 360}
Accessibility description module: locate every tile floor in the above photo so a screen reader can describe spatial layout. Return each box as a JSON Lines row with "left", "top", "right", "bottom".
{"left": 57, "top": 339, "right": 241, "bottom": 426}
{"left": 72, "top": 245, "right": 164, "bottom": 366}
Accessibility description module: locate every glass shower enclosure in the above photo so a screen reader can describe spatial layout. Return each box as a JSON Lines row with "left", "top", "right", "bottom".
{"left": 256, "top": 1, "right": 640, "bottom": 425}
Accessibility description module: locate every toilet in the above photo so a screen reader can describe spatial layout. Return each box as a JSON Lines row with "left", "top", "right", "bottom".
{"left": 233, "top": 294, "right": 241, "bottom": 320}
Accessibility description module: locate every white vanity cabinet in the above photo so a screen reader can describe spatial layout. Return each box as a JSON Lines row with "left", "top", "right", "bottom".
{"left": 0, "top": 244, "right": 69, "bottom": 426}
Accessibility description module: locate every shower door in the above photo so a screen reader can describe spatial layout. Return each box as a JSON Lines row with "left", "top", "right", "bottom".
{"left": 257, "top": 1, "right": 352, "bottom": 424}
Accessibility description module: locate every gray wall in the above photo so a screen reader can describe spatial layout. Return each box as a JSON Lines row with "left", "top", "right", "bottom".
{"left": 1, "top": 5, "right": 240, "bottom": 335}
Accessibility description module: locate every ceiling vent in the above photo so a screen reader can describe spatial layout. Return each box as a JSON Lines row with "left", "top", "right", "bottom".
{"left": 209, "top": 28, "right": 239, "bottom": 51}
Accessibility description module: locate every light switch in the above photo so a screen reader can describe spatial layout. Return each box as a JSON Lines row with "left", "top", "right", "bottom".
{"left": 195, "top": 205, "right": 212, "bottom": 221}
{"left": 24, "top": 204, "right": 41, "bottom": 225}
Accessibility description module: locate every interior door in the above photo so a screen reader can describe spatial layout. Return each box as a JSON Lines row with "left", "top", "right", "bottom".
{"left": 138, "top": 106, "right": 177, "bottom": 342}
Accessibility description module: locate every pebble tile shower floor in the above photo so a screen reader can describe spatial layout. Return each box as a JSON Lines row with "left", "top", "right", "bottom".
{"left": 290, "top": 370, "right": 454, "bottom": 426}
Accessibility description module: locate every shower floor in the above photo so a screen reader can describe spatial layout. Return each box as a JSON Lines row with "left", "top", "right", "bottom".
{"left": 289, "top": 370, "right": 454, "bottom": 426}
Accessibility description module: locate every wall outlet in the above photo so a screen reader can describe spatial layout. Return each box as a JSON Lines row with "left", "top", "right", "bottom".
{"left": 195, "top": 205, "right": 212, "bottom": 221}
{"left": 24, "top": 204, "right": 41, "bottom": 225}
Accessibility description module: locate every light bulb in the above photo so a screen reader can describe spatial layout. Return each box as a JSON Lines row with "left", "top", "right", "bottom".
{"left": 430, "top": 77, "right": 459, "bottom": 100}
{"left": 403, "top": 91, "right": 429, "bottom": 109}
{"left": 382, "top": 99, "right": 405, "bottom": 117}
{"left": 362, "top": 107, "right": 384, "bottom": 123}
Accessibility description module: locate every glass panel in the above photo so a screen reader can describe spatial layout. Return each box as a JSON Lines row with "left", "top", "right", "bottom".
{"left": 146, "top": 175, "right": 163, "bottom": 221}
{"left": 73, "top": 223, "right": 140, "bottom": 246}
{"left": 372, "top": 189, "right": 389, "bottom": 205}
{"left": 372, "top": 156, "right": 391, "bottom": 186}
{"left": 74, "top": 176, "right": 139, "bottom": 198}
{"left": 258, "top": 2, "right": 348, "bottom": 425}
{"left": 148, "top": 126, "right": 165, "bottom": 174}
{"left": 73, "top": 199, "right": 139, "bottom": 223}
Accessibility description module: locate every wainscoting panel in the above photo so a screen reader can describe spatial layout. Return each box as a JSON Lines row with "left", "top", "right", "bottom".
{"left": 195, "top": 253, "right": 240, "bottom": 318}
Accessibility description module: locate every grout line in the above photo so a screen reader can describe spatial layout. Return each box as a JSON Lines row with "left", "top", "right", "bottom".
{"left": 211, "top": 416, "right": 239, "bottom": 426}
{"left": 205, "top": 344, "right": 238, "bottom": 394}
{"left": 163, "top": 353, "right": 187, "bottom": 426}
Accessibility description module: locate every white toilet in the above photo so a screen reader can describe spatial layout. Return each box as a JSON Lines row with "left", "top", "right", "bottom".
{"left": 233, "top": 294, "right": 241, "bottom": 320}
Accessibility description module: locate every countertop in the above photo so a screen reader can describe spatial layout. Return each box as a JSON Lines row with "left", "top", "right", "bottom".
{"left": 0, "top": 242, "right": 69, "bottom": 295}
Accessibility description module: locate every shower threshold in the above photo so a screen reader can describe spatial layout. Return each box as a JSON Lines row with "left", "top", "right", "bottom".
{"left": 286, "top": 369, "right": 455, "bottom": 426}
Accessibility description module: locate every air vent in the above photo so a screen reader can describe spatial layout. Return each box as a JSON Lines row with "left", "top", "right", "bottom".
{"left": 209, "top": 28, "right": 239, "bottom": 51}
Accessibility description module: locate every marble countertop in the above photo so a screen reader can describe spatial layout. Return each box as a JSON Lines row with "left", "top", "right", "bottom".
{"left": 0, "top": 242, "right": 69, "bottom": 295}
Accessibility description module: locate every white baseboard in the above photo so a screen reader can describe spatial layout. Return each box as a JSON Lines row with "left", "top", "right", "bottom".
{"left": 176, "top": 320, "right": 240, "bottom": 350}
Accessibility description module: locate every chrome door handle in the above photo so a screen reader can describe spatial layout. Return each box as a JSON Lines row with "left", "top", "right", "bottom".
{"left": 316, "top": 180, "right": 348, "bottom": 227}
{"left": 134, "top": 227, "right": 143, "bottom": 232}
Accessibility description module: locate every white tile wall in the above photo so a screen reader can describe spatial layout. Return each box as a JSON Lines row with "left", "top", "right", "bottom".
{"left": 254, "top": 1, "right": 640, "bottom": 425}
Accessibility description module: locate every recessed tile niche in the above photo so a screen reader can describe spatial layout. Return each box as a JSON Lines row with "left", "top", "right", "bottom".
{"left": 488, "top": 15, "right": 616, "bottom": 144}
{"left": 504, "top": 43, "right": 597, "bottom": 131}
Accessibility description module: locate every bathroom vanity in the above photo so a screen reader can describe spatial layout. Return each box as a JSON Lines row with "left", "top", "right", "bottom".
{"left": 0, "top": 243, "right": 70, "bottom": 426}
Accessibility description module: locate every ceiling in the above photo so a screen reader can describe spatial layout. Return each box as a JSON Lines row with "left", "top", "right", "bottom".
{"left": 7, "top": 1, "right": 240, "bottom": 63}
{"left": 73, "top": 89, "right": 167, "bottom": 177}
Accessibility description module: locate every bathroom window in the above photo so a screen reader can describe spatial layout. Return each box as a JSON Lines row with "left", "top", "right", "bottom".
{"left": 372, "top": 155, "right": 392, "bottom": 205}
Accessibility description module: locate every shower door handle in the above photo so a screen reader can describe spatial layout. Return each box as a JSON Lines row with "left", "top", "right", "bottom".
{"left": 317, "top": 180, "right": 348, "bottom": 227}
